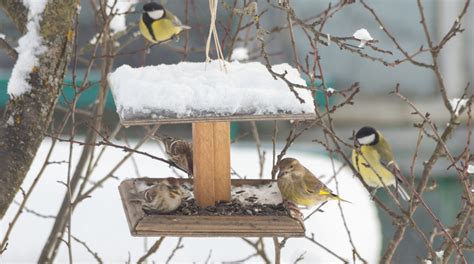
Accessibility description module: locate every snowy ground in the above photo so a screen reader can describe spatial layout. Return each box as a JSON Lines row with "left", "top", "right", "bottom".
{"left": 1, "top": 139, "right": 381, "bottom": 263}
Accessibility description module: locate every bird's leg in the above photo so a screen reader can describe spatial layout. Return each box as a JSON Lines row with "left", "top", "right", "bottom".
{"left": 283, "top": 200, "right": 304, "bottom": 223}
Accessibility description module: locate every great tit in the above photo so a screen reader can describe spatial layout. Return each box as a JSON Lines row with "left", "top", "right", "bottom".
{"left": 139, "top": 2, "right": 190, "bottom": 44}
{"left": 352, "top": 126, "right": 410, "bottom": 201}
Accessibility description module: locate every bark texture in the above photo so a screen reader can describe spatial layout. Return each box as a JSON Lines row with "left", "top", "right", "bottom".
{"left": 0, "top": 0, "right": 77, "bottom": 219}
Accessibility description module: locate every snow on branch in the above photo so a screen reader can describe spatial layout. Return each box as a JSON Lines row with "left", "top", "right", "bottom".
{"left": 7, "top": 0, "right": 48, "bottom": 97}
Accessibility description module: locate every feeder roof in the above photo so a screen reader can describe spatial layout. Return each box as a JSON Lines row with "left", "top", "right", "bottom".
{"left": 108, "top": 61, "right": 315, "bottom": 126}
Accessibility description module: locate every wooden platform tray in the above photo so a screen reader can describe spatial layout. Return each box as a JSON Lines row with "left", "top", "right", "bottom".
{"left": 119, "top": 178, "right": 305, "bottom": 237}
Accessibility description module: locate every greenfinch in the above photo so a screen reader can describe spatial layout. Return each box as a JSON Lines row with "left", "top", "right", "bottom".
{"left": 352, "top": 126, "right": 410, "bottom": 201}
{"left": 277, "top": 157, "right": 346, "bottom": 208}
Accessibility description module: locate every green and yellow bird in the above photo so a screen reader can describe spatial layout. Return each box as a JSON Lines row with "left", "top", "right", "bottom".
{"left": 139, "top": 2, "right": 190, "bottom": 44}
{"left": 352, "top": 126, "right": 410, "bottom": 201}
{"left": 277, "top": 157, "right": 346, "bottom": 209}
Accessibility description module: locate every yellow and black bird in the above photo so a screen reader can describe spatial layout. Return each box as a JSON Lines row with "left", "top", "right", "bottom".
{"left": 139, "top": 2, "right": 191, "bottom": 44}
{"left": 277, "top": 157, "right": 347, "bottom": 209}
{"left": 352, "top": 126, "right": 410, "bottom": 201}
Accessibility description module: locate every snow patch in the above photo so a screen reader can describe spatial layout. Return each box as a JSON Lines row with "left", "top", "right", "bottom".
{"left": 232, "top": 182, "right": 282, "bottom": 205}
{"left": 467, "top": 164, "right": 474, "bottom": 174}
{"left": 326, "top": 87, "right": 335, "bottom": 95}
{"left": 230, "top": 47, "right": 249, "bottom": 61}
{"left": 449, "top": 98, "right": 468, "bottom": 116}
{"left": 7, "top": 0, "right": 48, "bottom": 96}
{"left": 353, "top": 28, "right": 373, "bottom": 48}
{"left": 107, "top": 0, "right": 138, "bottom": 34}
{"left": 0, "top": 33, "right": 5, "bottom": 39}
{"left": 108, "top": 61, "right": 314, "bottom": 119}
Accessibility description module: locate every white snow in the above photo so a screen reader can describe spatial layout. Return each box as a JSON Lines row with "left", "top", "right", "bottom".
{"left": 108, "top": 61, "right": 314, "bottom": 119}
{"left": 449, "top": 98, "right": 468, "bottom": 116}
{"left": 353, "top": 28, "right": 373, "bottom": 48}
{"left": 7, "top": 0, "right": 48, "bottom": 97}
{"left": 89, "top": 33, "right": 100, "bottom": 45}
{"left": 107, "top": 0, "right": 138, "bottom": 34}
{"left": 435, "top": 250, "right": 444, "bottom": 259}
{"left": 230, "top": 47, "right": 249, "bottom": 61}
{"left": 232, "top": 182, "right": 282, "bottom": 205}
{"left": 326, "top": 87, "right": 335, "bottom": 95}
{"left": 0, "top": 33, "right": 5, "bottom": 39}
{"left": 1, "top": 139, "right": 381, "bottom": 263}
{"left": 467, "top": 164, "right": 474, "bottom": 174}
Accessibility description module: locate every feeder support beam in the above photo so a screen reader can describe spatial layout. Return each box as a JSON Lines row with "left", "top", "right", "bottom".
{"left": 192, "top": 122, "right": 231, "bottom": 207}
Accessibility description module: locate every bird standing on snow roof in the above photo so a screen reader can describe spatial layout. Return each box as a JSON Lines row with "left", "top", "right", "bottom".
{"left": 352, "top": 126, "right": 410, "bottom": 201}
{"left": 139, "top": 2, "right": 191, "bottom": 44}
{"left": 159, "top": 136, "right": 193, "bottom": 177}
{"left": 277, "top": 158, "right": 348, "bottom": 216}
{"left": 141, "top": 178, "right": 184, "bottom": 214}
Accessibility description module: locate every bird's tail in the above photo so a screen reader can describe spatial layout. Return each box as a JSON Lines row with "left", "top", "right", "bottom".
{"left": 396, "top": 185, "right": 410, "bottom": 201}
{"left": 181, "top": 25, "right": 191, "bottom": 30}
{"left": 331, "top": 193, "right": 352, "bottom": 204}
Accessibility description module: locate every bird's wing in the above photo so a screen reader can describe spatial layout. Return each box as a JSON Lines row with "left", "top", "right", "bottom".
{"left": 374, "top": 135, "right": 406, "bottom": 183}
{"left": 374, "top": 135, "right": 396, "bottom": 168}
{"left": 165, "top": 10, "right": 191, "bottom": 29}
{"left": 302, "top": 168, "right": 332, "bottom": 195}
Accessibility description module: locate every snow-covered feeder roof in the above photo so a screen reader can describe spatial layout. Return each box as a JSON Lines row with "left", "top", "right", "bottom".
{"left": 108, "top": 61, "right": 315, "bottom": 126}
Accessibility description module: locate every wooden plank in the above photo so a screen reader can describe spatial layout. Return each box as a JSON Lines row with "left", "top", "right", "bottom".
{"left": 213, "top": 122, "right": 231, "bottom": 202}
{"left": 135, "top": 215, "right": 304, "bottom": 237}
{"left": 192, "top": 122, "right": 216, "bottom": 207}
{"left": 118, "top": 180, "right": 146, "bottom": 232}
{"left": 119, "top": 113, "right": 316, "bottom": 127}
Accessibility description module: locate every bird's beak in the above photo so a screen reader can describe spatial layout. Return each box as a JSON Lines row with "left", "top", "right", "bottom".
{"left": 277, "top": 170, "right": 283, "bottom": 178}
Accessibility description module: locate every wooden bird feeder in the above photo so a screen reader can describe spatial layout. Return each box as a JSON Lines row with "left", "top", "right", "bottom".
{"left": 109, "top": 61, "right": 315, "bottom": 237}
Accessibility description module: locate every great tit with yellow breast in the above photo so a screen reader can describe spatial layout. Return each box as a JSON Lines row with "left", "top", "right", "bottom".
{"left": 351, "top": 126, "right": 410, "bottom": 201}
{"left": 139, "top": 2, "right": 191, "bottom": 44}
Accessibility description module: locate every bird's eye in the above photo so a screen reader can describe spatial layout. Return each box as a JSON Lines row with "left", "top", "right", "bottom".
{"left": 289, "top": 165, "right": 293, "bottom": 169}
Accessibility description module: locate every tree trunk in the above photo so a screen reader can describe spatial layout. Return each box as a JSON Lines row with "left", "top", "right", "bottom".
{"left": 0, "top": 0, "right": 77, "bottom": 219}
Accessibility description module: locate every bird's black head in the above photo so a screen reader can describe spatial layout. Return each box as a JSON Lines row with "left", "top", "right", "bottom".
{"left": 143, "top": 2, "right": 165, "bottom": 20}
{"left": 355, "top": 126, "right": 379, "bottom": 145}
{"left": 143, "top": 2, "right": 164, "bottom": 12}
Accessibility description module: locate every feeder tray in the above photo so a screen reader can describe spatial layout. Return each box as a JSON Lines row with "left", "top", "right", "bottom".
{"left": 119, "top": 178, "right": 305, "bottom": 237}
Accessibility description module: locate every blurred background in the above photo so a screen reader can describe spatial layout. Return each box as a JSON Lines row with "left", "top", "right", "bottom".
{"left": 0, "top": 0, "right": 473, "bottom": 262}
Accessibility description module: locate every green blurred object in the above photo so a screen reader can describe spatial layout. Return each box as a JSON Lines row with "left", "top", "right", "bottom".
{"left": 0, "top": 71, "right": 115, "bottom": 110}
{"left": 308, "top": 80, "right": 336, "bottom": 109}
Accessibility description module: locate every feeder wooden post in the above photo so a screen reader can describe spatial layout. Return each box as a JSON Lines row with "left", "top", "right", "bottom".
{"left": 192, "top": 122, "right": 231, "bottom": 207}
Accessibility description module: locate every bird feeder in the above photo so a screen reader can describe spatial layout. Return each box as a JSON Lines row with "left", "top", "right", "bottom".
{"left": 109, "top": 61, "right": 315, "bottom": 237}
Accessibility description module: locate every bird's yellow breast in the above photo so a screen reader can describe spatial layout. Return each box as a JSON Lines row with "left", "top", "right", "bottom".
{"left": 139, "top": 18, "right": 182, "bottom": 43}
{"left": 352, "top": 146, "right": 395, "bottom": 188}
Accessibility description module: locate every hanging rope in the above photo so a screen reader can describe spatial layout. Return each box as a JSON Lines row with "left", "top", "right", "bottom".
{"left": 205, "top": 0, "right": 227, "bottom": 71}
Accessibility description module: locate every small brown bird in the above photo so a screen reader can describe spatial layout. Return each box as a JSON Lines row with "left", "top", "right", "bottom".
{"left": 160, "top": 136, "right": 193, "bottom": 176}
{"left": 142, "top": 178, "right": 184, "bottom": 214}
{"left": 277, "top": 157, "right": 346, "bottom": 209}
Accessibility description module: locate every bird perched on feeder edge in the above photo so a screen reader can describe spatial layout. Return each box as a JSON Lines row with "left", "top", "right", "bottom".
{"left": 277, "top": 158, "right": 348, "bottom": 221}
{"left": 141, "top": 178, "right": 184, "bottom": 214}
{"left": 351, "top": 126, "right": 410, "bottom": 201}
{"left": 159, "top": 136, "right": 193, "bottom": 177}
{"left": 139, "top": 2, "right": 191, "bottom": 45}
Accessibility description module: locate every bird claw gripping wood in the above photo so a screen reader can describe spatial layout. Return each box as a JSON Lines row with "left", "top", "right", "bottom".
{"left": 283, "top": 201, "right": 305, "bottom": 230}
